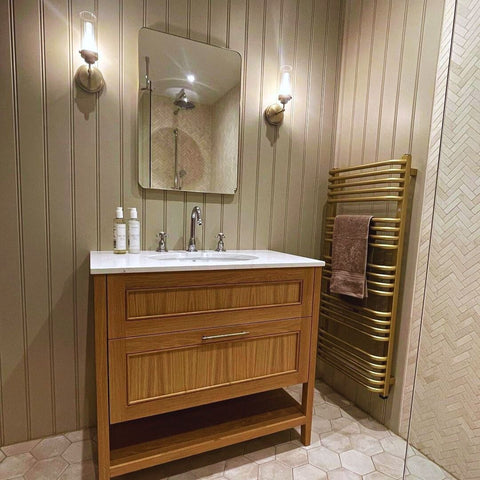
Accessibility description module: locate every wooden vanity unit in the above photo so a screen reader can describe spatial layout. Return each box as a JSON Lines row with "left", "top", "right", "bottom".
{"left": 91, "top": 250, "right": 323, "bottom": 479}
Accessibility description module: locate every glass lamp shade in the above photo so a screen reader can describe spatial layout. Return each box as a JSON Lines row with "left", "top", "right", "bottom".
{"left": 80, "top": 11, "right": 98, "bottom": 64}
{"left": 278, "top": 65, "right": 293, "bottom": 104}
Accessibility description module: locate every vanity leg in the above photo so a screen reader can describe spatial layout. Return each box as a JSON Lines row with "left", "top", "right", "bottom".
{"left": 94, "top": 276, "right": 111, "bottom": 480}
{"left": 301, "top": 267, "right": 322, "bottom": 446}
{"left": 301, "top": 382, "right": 313, "bottom": 445}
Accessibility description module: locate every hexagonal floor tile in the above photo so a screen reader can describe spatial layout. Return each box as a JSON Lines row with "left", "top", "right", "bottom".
{"left": 320, "top": 432, "right": 351, "bottom": 453}
{"left": 311, "top": 417, "right": 332, "bottom": 434}
{"left": 58, "top": 460, "right": 97, "bottom": 480}
{"left": 364, "top": 472, "right": 398, "bottom": 479}
{"left": 372, "top": 451, "right": 405, "bottom": 479}
{"left": 349, "top": 433, "right": 383, "bottom": 456}
{"left": 359, "top": 418, "right": 391, "bottom": 440}
{"left": 1, "top": 439, "right": 40, "bottom": 457}
{"left": 0, "top": 453, "right": 36, "bottom": 479}
{"left": 244, "top": 445, "right": 276, "bottom": 465}
{"left": 65, "top": 429, "right": 94, "bottom": 443}
{"left": 189, "top": 460, "right": 226, "bottom": 479}
{"left": 224, "top": 456, "right": 259, "bottom": 480}
{"left": 31, "top": 436, "right": 70, "bottom": 460}
{"left": 340, "top": 450, "right": 375, "bottom": 475}
{"left": 258, "top": 460, "right": 292, "bottom": 480}
{"left": 381, "top": 435, "right": 408, "bottom": 459}
{"left": 61, "top": 440, "right": 95, "bottom": 464}
{"left": 407, "top": 455, "right": 446, "bottom": 480}
{"left": 326, "top": 467, "right": 362, "bottom": 479}
{"left": 293, "top": 464, "right": 326, "bottom": 480}
{"left": 314, "top": 403, "right": 342, "bottom": 420}
{"left": 331, "top": 417, "right": 361, "bottom": 435}
{"left": 275, "top": 442, "right": 308, "bottom": 468}
{"left": 308, "top": 446, "right": 341, "bottom": 471}
{"left": 24, "top": 456, "right": 69, "bottom": 480}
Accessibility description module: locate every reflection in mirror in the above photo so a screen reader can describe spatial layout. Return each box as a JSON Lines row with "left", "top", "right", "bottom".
{"left": 138, "top": 28, "right": 241, "bottom": 194}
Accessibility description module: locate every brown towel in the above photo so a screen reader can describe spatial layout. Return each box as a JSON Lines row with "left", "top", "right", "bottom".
{"left": 330, "top": 215, "right": 372, "bottom": 299}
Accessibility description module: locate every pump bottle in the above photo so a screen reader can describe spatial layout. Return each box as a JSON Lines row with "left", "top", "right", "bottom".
{"left": 113, "top": 207, "right": 127, "bottom": 254}
{"left": 128, "top": 207, "right": 141, "bottom": 254}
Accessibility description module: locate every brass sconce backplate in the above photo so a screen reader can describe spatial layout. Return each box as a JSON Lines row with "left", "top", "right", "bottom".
{"left": 75, "top": 64, "right": 105, "bottom": 93}
{"left": 264, "top": 103, "right": 285, "bottom": 126}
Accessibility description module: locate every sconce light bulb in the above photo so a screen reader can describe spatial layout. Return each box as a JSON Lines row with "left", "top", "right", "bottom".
{"left": 187, "top": 74, "right": 195, "bottom": 83}
{"left": 278, "top": 65, "right": 293, "bottom": 105}
{"left": 75, "top": 11, "right": 104, "bottom": 93}
{"left": 264, "top": 65, "right": 293, "bottom": 126}
{"left": 79, "top": 11, "right": 98, "bottom": 64}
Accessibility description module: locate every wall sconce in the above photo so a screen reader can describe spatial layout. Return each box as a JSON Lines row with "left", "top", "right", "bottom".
{"left": 74, "top": 11, "right": 104, "bottom": 93}
{"left": 264, "top": 65, "right": 293, "bottom": 126}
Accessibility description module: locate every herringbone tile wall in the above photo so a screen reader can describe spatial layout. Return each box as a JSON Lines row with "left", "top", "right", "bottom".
{"left": 407, "top": 0, "right": 480, "bottom": 477}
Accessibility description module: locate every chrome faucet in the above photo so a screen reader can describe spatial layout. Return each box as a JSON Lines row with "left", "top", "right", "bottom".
{"left": 187, "top": 206, "right": 202, "bottom": 252}
{"left": 156, "top": 232, "right": 168, "bottom": 252}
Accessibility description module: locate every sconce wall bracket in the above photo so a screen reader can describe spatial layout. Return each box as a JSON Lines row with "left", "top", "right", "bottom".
{"left": 75, "top": 64, "right": 104, "bottom": 93}
{"left": 264, "top": 103, "right": 285, "bottom": 126}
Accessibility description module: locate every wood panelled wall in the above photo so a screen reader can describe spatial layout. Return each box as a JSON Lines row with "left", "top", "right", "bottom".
{"left": 0, "top": 0, "right": 342, "bottom": 445}
{"left": 316, "top": 0, "right": 445, "bottom": 434}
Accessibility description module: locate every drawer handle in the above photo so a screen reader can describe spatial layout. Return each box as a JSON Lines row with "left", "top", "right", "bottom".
{"left": 201, "top": 331, "right": 250, "bottom": 341}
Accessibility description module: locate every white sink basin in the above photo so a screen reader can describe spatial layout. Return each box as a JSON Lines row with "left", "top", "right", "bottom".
{"left": 147, "top": 252, "right": 258, "bottom": 262}
{"left": 90, "top": 250, "right": 325, "bottom": 274}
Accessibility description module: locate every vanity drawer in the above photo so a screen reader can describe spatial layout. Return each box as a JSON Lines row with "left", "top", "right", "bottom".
{"left": 107, "top": 268, "right": 314, "bottom": 339}
{"left": 109, "top": 317, "right": 311, "bottom": 423}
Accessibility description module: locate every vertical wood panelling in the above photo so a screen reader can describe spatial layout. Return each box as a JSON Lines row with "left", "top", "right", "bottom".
{"left": 122, "top": 0, "right": 145, "bottom": 232}
{"left": 284, "top": 0, "right": 313, "bottom": 254}
{"left": 98, "top": 1, "right": 121, "bottom": 251}
{"left": 319, "top": 0, "right": 445, "bottom": 432}
{"left": 166, "top": 0, "right": 190, "bottom": 251}
{"left": 144, "top": 2, "right": 167, "bottom": 250}
{"left": 44, "top": 0, "right": 77, "bottom": 434}
{"left": 254, "top": 0, "right": 280, "bottom": 250}
{"left": 298, "top": 0, "right": 328, "bottom": 256}
{"left": 0, "top": 0, "right": 29, "bottom": 445}
{"left": 312, "top": 0, "right": 343, "bottom": 257}
{"left": 72, "top": 0, "right": 97, "bottom": 431}
{"left": 185, "top": 0, "right": 208, "bottom": 251}
{"left": 222, "top": 0, "right": 246, "bottom": 249}
{"left": 376, "top": 0, "right": 407, "bottom": 162}
{"left": 203, "top": 0, "right": 228, "bottom": 250}
{"left": 0, "top": 0, "right": 342, "bottom": 445}
{"left": 269, "top": 0, "right": 297, "bottom": 253}
{"left": 14, "top": 0, "right": 54, "bottom": 439}
{"left": 238, "top": 0, "right": 265, "bottom": 249}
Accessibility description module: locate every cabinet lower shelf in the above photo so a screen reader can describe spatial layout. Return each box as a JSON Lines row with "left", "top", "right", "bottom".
{"left": 109, "top": 389, "right": 305, "bottom": 477}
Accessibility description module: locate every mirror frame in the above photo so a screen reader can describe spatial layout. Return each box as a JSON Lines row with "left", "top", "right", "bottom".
{"left": 137, "top": 27, "right": 242, "bottom": 195}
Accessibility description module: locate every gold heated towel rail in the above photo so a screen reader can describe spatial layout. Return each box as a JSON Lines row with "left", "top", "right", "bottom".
{"left": 318, "top": 154, "right": 416, "bottom": 398}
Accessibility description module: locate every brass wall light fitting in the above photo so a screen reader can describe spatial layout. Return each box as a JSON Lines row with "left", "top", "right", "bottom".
{"left": 264, "top": 65, "right": 293, "bottom": 126}
{"left": 74, "top": 11, "right": 105, "bottom": 94}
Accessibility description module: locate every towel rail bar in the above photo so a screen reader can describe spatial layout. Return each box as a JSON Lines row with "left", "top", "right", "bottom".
{"left": 327, "top": 195, "right": 403, "bottom": 203}
{"left": 318, "top": 349, "right": 387, "bottom": 383}
{"left": 328, "top": 177, "right": 406, "bottom": 188}
{"left": 319, "top": 328, "right": 389, "bottom": 361}
{"left": 329, "top": 158, "right": 407, "bottom": 173}
{"left": 328, "top": 168, "right": 406, "bottom": 182}
{"left": 319, "top": 154, "right": 415, "bottom": 398}
{"left": 318, "top": 335, "right": 387, "bottom": 368}
{"left": 318, "top": 345, "right": 387, "bottom": 378}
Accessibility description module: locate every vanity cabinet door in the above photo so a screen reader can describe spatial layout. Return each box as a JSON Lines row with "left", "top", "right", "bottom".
{"left": 107, "top": 268, "right": 314, "bottom": 339}
{"left": 109, "top": 317, "right": 311, "bottom": 423}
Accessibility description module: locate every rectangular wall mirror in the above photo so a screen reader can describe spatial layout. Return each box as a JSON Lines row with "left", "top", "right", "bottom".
{"left": 138, "top": 28, "right": 241, "bottom": 194}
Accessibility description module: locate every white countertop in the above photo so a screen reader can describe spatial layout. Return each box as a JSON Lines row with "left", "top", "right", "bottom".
{"left": 90, "top": 250, "right": 324, "bottom": 274}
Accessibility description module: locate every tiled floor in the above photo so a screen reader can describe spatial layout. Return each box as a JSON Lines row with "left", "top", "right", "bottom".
{"left": 0, "top": 381, "right": 455, "bottom": 480}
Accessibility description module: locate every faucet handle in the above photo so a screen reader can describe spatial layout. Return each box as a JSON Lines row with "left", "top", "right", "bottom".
{"left": 156, "top": 231, "right": 168, "bottom": 252}
{"left": 215, "top": 233, "right": 226, "bottom": 252}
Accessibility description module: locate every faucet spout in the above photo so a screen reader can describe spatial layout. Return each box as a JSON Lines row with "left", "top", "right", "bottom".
{"left": 187, "top": 206, "right": 202, "bottom": 252}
